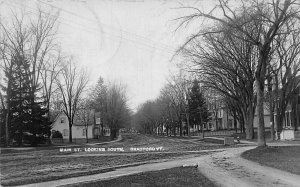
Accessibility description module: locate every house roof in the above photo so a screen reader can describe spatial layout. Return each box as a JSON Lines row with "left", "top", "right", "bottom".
{"left": 52, "top": 110, "right": 95, "bottom": 126}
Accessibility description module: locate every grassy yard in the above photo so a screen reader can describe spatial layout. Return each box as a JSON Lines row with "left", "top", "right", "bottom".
{"left": 0, "top": 152, "right": 206, "bottom": 186}
{"left": 241, "top": 146, "right": 300, "bottom": 175}
{"left": 0, "top": 136, "right": 112, "bottom": 154}
{"left": 65, "top": 166, "right": 216, "bottom": 187}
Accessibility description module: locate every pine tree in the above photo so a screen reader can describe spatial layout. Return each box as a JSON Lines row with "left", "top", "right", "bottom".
{"left": 9, "top": 54, "right": 32, "bottom": 145}
{"left": 188, "top": 79, "right": 210, "bottom": 128}
{"left": 6, "top": 54, "right": 48, "bottom": 146}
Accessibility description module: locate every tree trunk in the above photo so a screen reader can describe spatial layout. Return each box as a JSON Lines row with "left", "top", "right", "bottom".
{"left": 86, "top": 125, "right": 88, "bottom": 143}
{"left": 244, "top": 104, "right": 254, "bottom": 140}
{"left": 110, "top": 128, "right": 117, "bottom": 140}
{"left": 5, "top": 112, "right": 10, "bottom": 146}
{"left": 101, "top": 124, "right": 104, "bottom": 136}
{"left": 270, "top": 111, "right": 275, "bottom": 140}
{"left": 268, "top": 80, "right": 275, "bottom": 141}
{"left": 270, "top": 101, "right": 275, "bottom": 140}
{"left": 215, "top": 109, "right": 218, "bottom": 130}
{"left": 296, "top": 100, "right": 299, "bottom": 131}
{"left": 256, "top": 79, "right": 266, "bottom": 146}
{"left": 69, "top": 123, "right": 72, "bottom": 143}
{"left": 179, "top": 117, "right": 182, "bottom": 136}
{"left": 233, "top": 112, "right": 237, "bottom": 133}
{"left": 186, "top": 114, "right": 190, "bottom": 137}
{"left": 173, "top": 124, "right": 176, "bottom": 136}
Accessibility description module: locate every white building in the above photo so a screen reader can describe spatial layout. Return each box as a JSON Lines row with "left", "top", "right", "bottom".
{"left": 51, "top": 111, "right": 95, "bottom": 142}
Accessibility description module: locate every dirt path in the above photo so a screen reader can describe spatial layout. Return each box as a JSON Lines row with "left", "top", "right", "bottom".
{"left": 198, "top": 146, "right": 300, "bottom": 187}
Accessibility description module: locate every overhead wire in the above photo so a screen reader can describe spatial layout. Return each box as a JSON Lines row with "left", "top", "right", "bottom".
{"left": 36, "top": 0, "right": 178, "bottom": 53}
{"left": 6, "top": 0, "right": 176, "bottom": 58}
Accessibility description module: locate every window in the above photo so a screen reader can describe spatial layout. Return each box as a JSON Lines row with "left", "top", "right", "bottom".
{"left": 285, "top": 111, "right": 292, "bottom": 127}
{"left": 83, "top": 129, "right": 86, "bottom": 136}
{"left": 60, "top": 118, "right": 65, "bottom": 123}
{"left": 63, "top": 129, "right": 68, "bottom": 136}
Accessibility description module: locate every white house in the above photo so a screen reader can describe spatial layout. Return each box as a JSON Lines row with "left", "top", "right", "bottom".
{"left": 51, "top": 111, "right": 95, "bottom": 142}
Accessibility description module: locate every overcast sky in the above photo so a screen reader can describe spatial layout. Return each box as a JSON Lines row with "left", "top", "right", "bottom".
{"left": 1, "top": 0, "right": 216, "bottom": 111}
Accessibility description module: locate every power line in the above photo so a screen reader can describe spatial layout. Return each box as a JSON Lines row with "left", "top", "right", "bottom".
{"left": 6, "top": 0, "right": 176, "bottom": 58}
{"left": 36, "top": 0, "right": 178, "bottom": 53}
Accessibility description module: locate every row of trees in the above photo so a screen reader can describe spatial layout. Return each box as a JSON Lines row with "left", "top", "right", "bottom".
{"left": 176, "top": 0, "right": 300, "bottom": 146}
{"left": 134, "top": 74, "right": 210, "bottom": 136}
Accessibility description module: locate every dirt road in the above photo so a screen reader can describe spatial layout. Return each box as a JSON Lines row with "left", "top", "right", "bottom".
{"left": 198, "top": 146, "right": 300, "bottom": 187}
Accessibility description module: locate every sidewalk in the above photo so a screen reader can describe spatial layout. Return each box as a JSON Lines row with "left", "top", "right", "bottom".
{"left": 205, "top": 136, "right": 256, "bottom": 144}
{"left": 18, "top": 154, "right": 211, "bottom": 187}
{"left": 206, "top": 136, "right": 300, "bottom": 146}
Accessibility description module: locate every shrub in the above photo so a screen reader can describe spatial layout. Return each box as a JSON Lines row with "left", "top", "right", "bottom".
{"left": 52, "top": 130, "right": 63, "bottom": 138}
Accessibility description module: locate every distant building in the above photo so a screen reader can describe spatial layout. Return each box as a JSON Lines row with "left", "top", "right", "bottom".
{"left": 206, "top": 99, "right": 240, "bottom": 131}
{"left": 206, "top": 99, "right": 274, "bottom": 132}
{"left": 277, "top": 86, "right": 300, "bottom": 140}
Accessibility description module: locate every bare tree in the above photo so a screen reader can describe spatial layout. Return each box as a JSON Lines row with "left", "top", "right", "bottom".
{"left": 102, "top": 81, "right": 131, "bottom": 140}
{"left": 160, "top": 72, "right": 192, "bottom": 136}
{"left": 56, "top": 59, "right": 89, "bottom": 143}
{"left": 40, "top": 50, "right": 63, "bottom": 142}
{"left": 157, "top": 94, "right": 178, "bottom": 136}
{"left": 135, "top": 100, "right": 161, "bottom": 134}
{"left": 176, "top": 0, "right": 299, "bottom": 146}
{"left": 77, "top": 98, "right": 94, "bottom": 143}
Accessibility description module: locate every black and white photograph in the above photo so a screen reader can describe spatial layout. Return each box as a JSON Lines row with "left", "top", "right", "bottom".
{"left": 0, "top": 0, "right": 300, "bottom": 186}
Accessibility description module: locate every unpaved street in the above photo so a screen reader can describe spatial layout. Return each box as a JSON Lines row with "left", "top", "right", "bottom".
{"left": 198, "top": 146, "right": 300, "bottom": 187}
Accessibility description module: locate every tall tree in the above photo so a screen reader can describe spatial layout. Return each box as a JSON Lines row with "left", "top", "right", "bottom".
{"left": 56, "top": 60, "right": 89, "bottom": 143}
{"left": 77, "top": 98, "right": 94, "bottom": 143}
{"left": 102, "top": 82, "right": 131, "bottom": 140}
{"left": 8, "top": 54, "right": 32, "bottom": 145}
{"left": 188, "top": 79, "right": 210, "bottom": 129}
{"left": 89, "top": 76, "right": 107, "bottom": 136}
{"left": 40, "top": 50, "right": 63, "bottom": 139}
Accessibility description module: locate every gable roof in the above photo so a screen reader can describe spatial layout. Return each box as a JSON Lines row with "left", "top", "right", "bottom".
{"left": 52, "top": 110, "right": 95, "bottom": 126}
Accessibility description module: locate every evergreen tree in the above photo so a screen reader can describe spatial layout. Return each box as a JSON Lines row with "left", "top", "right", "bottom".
{"left": 188, "top": 79, "right": 210, "bottom": 128}
{"left": 9, "top": 54, "right": 32, "bottom": 145}
{"left": 5, "top": 54, "right": 48, "bottom": 146}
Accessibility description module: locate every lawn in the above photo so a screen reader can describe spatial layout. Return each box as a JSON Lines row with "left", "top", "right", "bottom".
{"left": 0, "top": 136, "right": 112, "bottom": 154}
{"left": 241, "top": 146, "right": 300, "bottom": 175}
{"left": 65, "top": 166, "right": 217, "bottom": 187}
{"left": 0, "top": 152, "right": 206, "bottom": 186}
